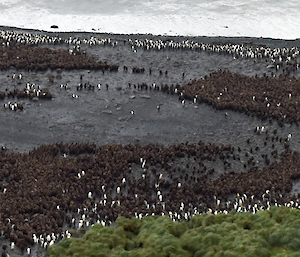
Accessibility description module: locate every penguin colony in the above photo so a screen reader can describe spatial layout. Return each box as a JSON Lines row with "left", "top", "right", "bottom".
{"left": 0, "top": 31, "right": 118, "bottom": 71}
{"left": 1, "top": 30, "right": 300, "bottom": 123}
{"left": 178, "top": 70, "right": 300, "bottom": 126}
{"left": 0, "top": 29, "right": 299, "bottom": 75}
{"left": 0, "top": 140, "right": 298, "bottom": 255}
{"left": 0, "top": 29, "right": 300, "bottom": 256}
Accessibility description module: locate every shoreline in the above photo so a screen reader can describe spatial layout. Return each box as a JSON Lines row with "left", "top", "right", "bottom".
{"left": 1, "top": 25, "right": 300, "bottom": 45}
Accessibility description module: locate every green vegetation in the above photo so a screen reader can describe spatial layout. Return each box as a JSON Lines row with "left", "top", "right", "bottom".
{"left": 46, "top": 207, "right": 300, "bottom": 257}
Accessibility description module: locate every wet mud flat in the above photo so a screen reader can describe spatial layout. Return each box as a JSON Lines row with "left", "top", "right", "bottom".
{"left": 1, "top": 27, "right": 300, "bottom": 256}
{"left": 1, "top": 27, "right": 299, "bottom": 152}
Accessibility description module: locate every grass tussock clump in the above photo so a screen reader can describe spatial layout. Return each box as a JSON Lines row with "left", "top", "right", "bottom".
{"left": 46, "top": 206, "right": 300, "bottom": 257}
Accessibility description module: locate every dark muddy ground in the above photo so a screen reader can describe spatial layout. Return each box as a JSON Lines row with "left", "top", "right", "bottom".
{"left": 1, "top": 27, "right": 300, "bottom": 256}
{"left": 1, "top": 28, "right": 299, "bottom": 171}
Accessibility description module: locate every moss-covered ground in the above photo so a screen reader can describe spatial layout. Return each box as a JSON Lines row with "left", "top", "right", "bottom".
{"left": 46, "top": 206, "right": 300, "bottom": 257}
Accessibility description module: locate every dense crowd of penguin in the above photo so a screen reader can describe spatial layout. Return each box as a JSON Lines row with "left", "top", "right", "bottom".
{"left": 0, "top": 29, "right": 299, "bottom": 75}
{"left": 0, "top": 34, "right": 118, "bottom": 71}
{"left": 179, "top": 69, "right": 300, "bottom": 125}
{"left": 1, "top": 28, "right": 300, "bottom": 256}
{"left": 0, "top": 139, "right": 298, "bottom": 256}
